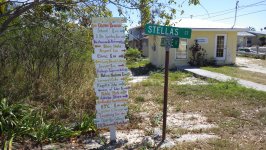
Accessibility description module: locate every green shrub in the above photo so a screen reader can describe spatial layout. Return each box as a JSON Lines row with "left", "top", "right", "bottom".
{"left": 0, "top": 98, "right": 31, "bottom": 150}
{"left": 26, "top": 110, "right": 81, "bottom": 149}
{"left": 125, "top": 48, "right": 142, "bottom": 61}
{"left": 135, "top": 96, "right": 145, "bottom": 102}
{"left": 73, "top": 114, "right": 96, "bottom": 134}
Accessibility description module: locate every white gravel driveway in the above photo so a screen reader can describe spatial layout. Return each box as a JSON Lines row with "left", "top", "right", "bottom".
{"left": 236, "top": 57, "right": 266, "bottom": 74}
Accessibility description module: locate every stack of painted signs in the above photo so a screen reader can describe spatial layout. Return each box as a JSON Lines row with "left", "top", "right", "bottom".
{"left": 92, "top": 17, "right": 129, "bottom": 128}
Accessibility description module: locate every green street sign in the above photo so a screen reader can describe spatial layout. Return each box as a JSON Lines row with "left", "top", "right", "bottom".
{"left": 160, "top": 37, "right": 179, "bottom": 48}
{"left": 145, "top": 24, "right": 192, "bottom": 39}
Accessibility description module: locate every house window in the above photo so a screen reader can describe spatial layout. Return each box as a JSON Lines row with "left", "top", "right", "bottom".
{"left": 216, "top": 36, "right": 225, "bottom": 57}
{"left": 215, "top": 34, "right": 227, "bottom": 60}
{"left": 176, "top": 38, "right": 187, "bottom": 59}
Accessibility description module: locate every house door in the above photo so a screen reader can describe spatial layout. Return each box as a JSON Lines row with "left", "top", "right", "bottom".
{"left": 215, "top": 34, "right": 227, "bottom": 60}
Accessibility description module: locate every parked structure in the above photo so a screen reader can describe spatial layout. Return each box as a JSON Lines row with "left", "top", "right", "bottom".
{"left": 237, "top": 31, "right": 266, "bottom": 47}
{"left": 237, "top": 32, "right": 255, "bottom": 47}
{"left": 128, "top": 27, "right": 149, "bottom": 57}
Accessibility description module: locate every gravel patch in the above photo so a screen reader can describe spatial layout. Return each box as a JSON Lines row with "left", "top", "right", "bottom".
{"left": 175, "top": 133, "right": 219, "bottom": 142}
{"left": 176, "top": 77, "right": 209, "bottom": 85}
{"left": 128, "top": 76, "right": 148, "bottom": 83}
{"left": 236, "top": 57, "right": 266, "bottom": 74}
{"left": 102, "top": 129, "right": 145, "bottom": 145}
{"left": 167, "top": 112, "right": 217, "bottom": 130}
{"left": 41, "top": 112, "right": 219, "bottom": 149}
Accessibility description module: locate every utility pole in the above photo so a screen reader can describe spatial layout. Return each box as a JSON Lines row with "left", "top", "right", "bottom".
{"left": 232, "top": 0, "right": 239, "bottom": 28}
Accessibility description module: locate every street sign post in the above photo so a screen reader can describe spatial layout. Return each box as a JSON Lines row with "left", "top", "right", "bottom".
{"left": 144, "top": 24, "right": 191, "bottom": 142}
{"left": 161, "top": 37, "right": 179, "bottom": 48}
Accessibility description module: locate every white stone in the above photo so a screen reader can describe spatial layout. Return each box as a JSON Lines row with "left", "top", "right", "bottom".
{"left": 175, "top": 133, "right": 219, "bottom": 142}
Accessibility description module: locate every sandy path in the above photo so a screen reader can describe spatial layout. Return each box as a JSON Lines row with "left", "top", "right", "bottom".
{"left": 236, "top": 57, "right": 266, "bottom": 74}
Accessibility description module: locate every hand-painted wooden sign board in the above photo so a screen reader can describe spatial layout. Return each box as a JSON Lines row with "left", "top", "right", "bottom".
{"left": 92, "top": 17, "right": 128, "bottom": 142}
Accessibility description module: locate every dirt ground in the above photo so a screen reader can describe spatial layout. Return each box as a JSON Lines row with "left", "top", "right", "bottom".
{"left": 236, "top": 56, "right": 266, "bottom": 74}
{"left": 28, "top": 59, "right": 266, "bottom": 150}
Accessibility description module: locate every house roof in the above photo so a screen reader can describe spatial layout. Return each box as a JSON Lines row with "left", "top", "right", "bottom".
{"left": 238, "top": 32, "right": 255, "bottom": 37}
{"left": 247, "top": 31, "right": 266, "bottom": 36}
{"left": 170, "top": 19, "right": 248, "bottom": 31}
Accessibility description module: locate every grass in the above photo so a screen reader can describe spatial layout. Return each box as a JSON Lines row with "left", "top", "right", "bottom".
{"left": 6, "top": 49, "right": 266, "bottom": 149}
{"left": 135, "top": 96, "right": 145, "bottom": 102}
{"left": 257, "top": 109, "right": 266, "bottom": 125}
{"left": 127, "top": 70, "right": 266, "bottom": 149}
{"left": 127, "top": 58, "right": 150, "bottom": 69}
{"left": 175, "top": 80, "right": 263, "bottom": 98}
{"left": 150, "top": 113, "right": 162, "bottom": 127}
{"left": 148, "top": 71, "right": 192, "bottom": 82}
{"left": 139, "top": 71, "right": 192, "bottom": 87}
{"left": 220, "top": 108, "right": 241, "bottom": 118}
{"left": 202, "top": 66, "right": 266, "bottom": 85}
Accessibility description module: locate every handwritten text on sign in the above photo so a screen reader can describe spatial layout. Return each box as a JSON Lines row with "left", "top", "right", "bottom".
{"left": 92, "top": 17, "right": 129, "bottom": 129}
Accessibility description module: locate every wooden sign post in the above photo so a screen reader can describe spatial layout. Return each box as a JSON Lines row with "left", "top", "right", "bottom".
{"left": 91, "top": 17, "right": 128, "bottom": 143}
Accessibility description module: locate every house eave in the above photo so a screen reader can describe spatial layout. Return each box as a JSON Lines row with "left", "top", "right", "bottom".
{"left": 192, "top": 28, "right": 248, "bottom": 32}
{"left": 247, "top": 31, "right": 266, "bottom": 36}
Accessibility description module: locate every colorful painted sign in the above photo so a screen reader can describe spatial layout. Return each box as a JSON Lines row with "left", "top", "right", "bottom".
{"left": 92, "top": 17, "right": 129, "bottom": 130}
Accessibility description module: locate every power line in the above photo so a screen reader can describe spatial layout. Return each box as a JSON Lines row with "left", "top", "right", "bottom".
{"left": 201, "top": 9, "right": 235, "bottom": 19}
{"left": 200, "top": 3, "right": 266, "bottom": 19}
{"left": 240, "top": 0, "right": 266, "bottom": 7}
{"left": 214, "top": 9, "right": 266, "bottom": 21}
{"left": 182, "top": 8, "right": 235, "bottom": 18}
{"left": 181, "top": 0, "right": 266, "bottom": 19}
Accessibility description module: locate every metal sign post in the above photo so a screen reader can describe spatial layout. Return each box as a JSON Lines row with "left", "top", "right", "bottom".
{"left": 162, "top": 36, "right": 171, "bottom": 141}
{"left": 162, "top": 36, "right": 172, "bottom": 141}
{"left": 144, "top": 24, "right": 191, "bottom": 143}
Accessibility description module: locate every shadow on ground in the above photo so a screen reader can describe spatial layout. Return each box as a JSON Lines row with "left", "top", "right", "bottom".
{"left": 129, "top": 63, "right": 160, "bottom": 76}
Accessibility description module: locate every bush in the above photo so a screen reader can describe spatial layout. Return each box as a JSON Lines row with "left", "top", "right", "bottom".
{"left": 0, "top": 98, "right": 31, "bottom": 150}
{"left": 188, "top": 40, "right": 216, "bottom": 66}
{"left": 125, "top": 48, "right": 142, "bottom": 61}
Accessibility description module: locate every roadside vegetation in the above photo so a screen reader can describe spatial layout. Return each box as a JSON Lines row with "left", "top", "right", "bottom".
{"left": 124, "top": 55, "right": 266, "bottom": 149}
{"left": 125, "top": 48, "right": 158, "bottom": 76}
{"left": 2, "top": 43, "right": 266, "bottom": 149}
{"left": 1, "top": 0, "right": 265, "bottom": 149}
{"left": 0, "top": 5, "right": 97, "bottom": 149}
{"left": 202, "top": 66, "right": 266, "bottom": 85}
{"left": 128, "top": 74, "right": 266, "bottom": 149}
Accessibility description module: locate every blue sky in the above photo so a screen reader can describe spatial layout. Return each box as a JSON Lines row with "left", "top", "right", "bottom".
{"left": 107, "top": 0, "right": 266, "bottom": 31}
